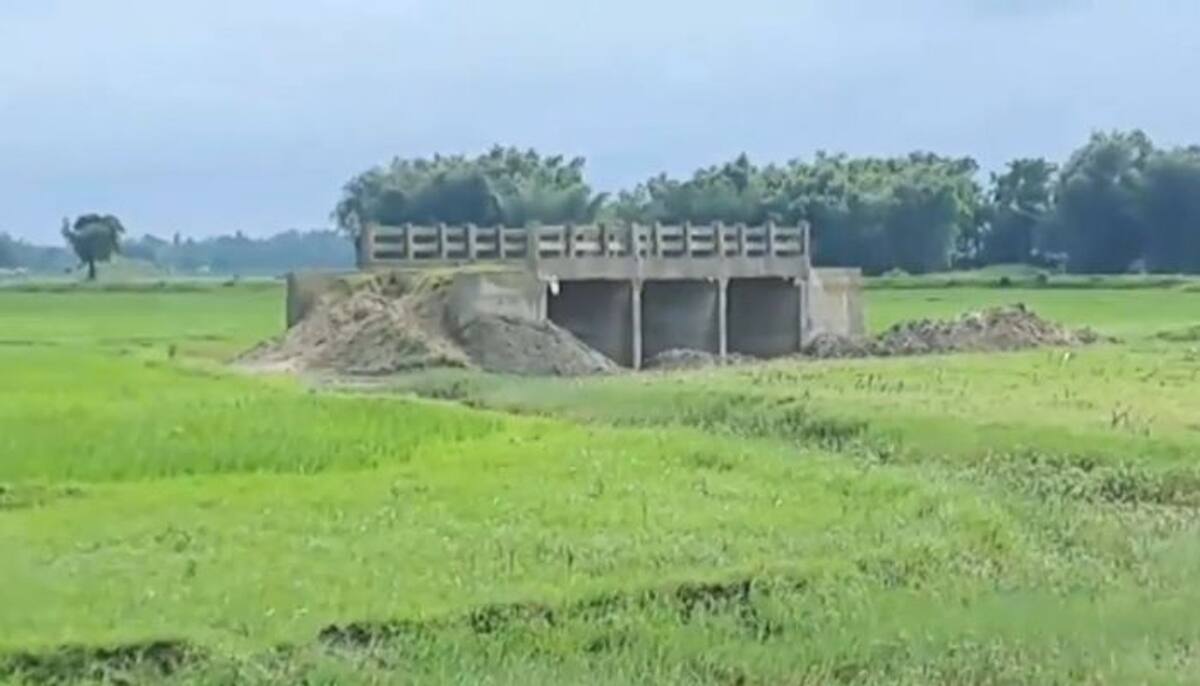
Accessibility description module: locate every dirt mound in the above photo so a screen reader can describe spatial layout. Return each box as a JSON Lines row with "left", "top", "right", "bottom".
{"left": 800, "top": 334, "right": 875, "bottom": 359}
{"left": 803, "top": 304, "right": 1103, "bottom": 359}
{"left": 457, "top": 315, "right": 617, "bottom": 376}
{"left": 240, "top": 290, "right": 468, "bottom": 375}
{"left": 642, "top": 348, "right": 756, "bottom": 371}
{"left": 240, "top": 276, "right": 616, "bottom": 377}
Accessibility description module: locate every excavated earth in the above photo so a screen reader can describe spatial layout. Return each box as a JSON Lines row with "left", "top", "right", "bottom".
{"left": 802, "top": 304, "right": 1105, "bottom": 359}
{"left": 238, "top": 275, "right": 615, "bottom": 377}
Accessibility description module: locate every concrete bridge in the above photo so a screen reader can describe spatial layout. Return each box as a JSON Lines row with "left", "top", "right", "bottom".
{"left": 293, "top": 222, "right": 865, "bottom": 369}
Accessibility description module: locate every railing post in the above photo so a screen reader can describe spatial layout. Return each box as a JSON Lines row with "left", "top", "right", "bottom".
{"left": 403, "top": 223, "right": 415, "bottom": 260}
{"left": 682, "top": 221, "right": 693, "bottom": 257}
{"left": 714, "top": 221, "right": 727, "bottom": 257}
{"left": 525, "top": 226, "right": 540, "bottom": 271}
{"left": 652, "top": 222, "right": 663, "bottom": 257}
{"left": 565, "top": 223, "right": 577, "bottom": 258}
{"left": 599, "top": 223, "right": 610, "bottom": 257}
{"left": 358, "top": 223, "right": 376, "bottom": 268}
{"left": 736, "top": 223, "right": 747, "bottom": 256}
{"left": 766, "top": 221, "right": 777, "bottom": 256}
{"left": 466, "top": 223, "right": 478, "bottom": 261}
{"left": 496, "top": 226, "right": 506, "bottom": 259}
{"left": 437, "top": 223, "right": 449, "bottom": 260}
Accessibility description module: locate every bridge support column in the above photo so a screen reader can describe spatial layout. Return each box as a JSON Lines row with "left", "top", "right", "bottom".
{"left": 717, "top": 278, "right": 728, "bottom": 360}
{"left": 797, "top": 278, "right": 810, "bottom": 345}
{"left": 631, "top": 280, "right": 642, "bottom": 370}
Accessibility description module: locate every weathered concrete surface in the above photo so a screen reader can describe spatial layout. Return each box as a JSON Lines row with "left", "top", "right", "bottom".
{"left": 548, "top": 280, "right": 635, "bottom": 367}
{"left": 807, "top": 268, "right": 867, "bottom": 340}
{"left": 727, "top": 278, "right": 802, "bottom": 357}
{"left": 445, "top": 270, "right": 545, "bottom": 330}
{"left": 641, "top": 280, "right": 720, "bottom": 361}
{"left": 536, "top": 255, "right": 808, "bottom": 282}
{"left": 361, "top": 223, "right": 811, "bottom": 274}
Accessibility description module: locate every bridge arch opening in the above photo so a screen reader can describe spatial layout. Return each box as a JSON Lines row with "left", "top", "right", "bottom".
{"left": 547, "top": 280, "right": 635, "bottom": 367}
{"left": 726, "top": 278, "right": 803, "bottom": 358}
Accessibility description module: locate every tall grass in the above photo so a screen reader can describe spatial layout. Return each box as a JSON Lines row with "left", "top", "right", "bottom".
{"left": 0, "top": 348, "right": 519, "bottom": 482}
{"left": 3, "top": 284, "right": 1200, "bottom": 684}
{"left": 0, "top": 288, "right": 282, "bottom": 359}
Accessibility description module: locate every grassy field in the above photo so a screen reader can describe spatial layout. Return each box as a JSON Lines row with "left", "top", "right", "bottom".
{"left": 2, "top": 283, "right": 1200, "bottom": 684}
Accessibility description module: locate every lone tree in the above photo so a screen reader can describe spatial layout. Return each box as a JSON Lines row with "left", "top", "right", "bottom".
{"left": 62, "top": 214, "right": 125, "bottom": 280}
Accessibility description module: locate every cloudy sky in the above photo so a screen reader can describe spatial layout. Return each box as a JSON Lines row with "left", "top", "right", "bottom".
{"left": 1, "top": 0, "right": 1197, "bottom": 241}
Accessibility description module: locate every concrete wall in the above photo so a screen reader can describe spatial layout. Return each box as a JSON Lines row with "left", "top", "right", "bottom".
{"left": 806, "top": 268, "right": 867, "bottom": 340}
{"left": 727, "top": 278, "right": 802, "bottom": 357}
{"left": 547, "top": 280, "right": 635, "bottom": 367}
{"left": 445, "top": 270, "right": 545, "bottom": 331}
{"left": 537, "top": 255, "right": 808, "bottom": 282}
{"left": 641, "top": 280, "right": 720, "bottom": 361}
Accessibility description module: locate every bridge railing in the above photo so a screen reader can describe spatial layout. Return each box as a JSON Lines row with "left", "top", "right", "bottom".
{"left": 360, "top": 222, "right": 809, "bottom": 268}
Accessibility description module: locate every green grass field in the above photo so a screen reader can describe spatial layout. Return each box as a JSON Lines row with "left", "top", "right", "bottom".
{"left": 2, "top": 282, "right": 1200, "bottom": 684}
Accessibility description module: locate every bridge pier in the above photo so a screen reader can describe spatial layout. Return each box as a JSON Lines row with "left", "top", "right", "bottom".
{"left": 630, "top": 281, "right": 642, "bottom": 370}
{"left": 717, "top": 278, "right": 728, "bottom": 359}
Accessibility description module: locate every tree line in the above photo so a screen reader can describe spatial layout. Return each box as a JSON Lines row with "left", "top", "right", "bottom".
{"left": 0, "top": 227, "right": 353, "bottom": 278}
{"left": 6, "top": 130, "right": 1196, "bottom": 279}
{"left": 335, "top": 132, "right": 1200, "bottom": 274}
{"left": 120, "top": 230, "right": 354, "bottom": 275}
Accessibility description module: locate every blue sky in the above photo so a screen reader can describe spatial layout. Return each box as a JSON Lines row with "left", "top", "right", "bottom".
{"left": 1, "top": 0, "right": 1197, "bottom": 241}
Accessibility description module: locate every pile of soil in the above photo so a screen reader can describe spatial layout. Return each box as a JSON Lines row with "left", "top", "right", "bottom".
{"left": 800, "top": 335, "right": 875, "bottom": 359}
{"left": 457, "top": 315, "right": 617, "bottom": 376}
{"left": 239, "top": 290, "right": 468, "bottom": 375}
{"left": 803, "top": 304, "right": 1103, "bottom": 359}
{"left": 642, "top": 349, "right": 756, "bottom": 371}
{"left": 240, "top": 276, "right": 615, "bottom": 377}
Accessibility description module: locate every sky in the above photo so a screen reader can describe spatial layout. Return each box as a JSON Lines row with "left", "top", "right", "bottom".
{"left": 1, "top": 0, "right": 1197, "bottom": 242}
